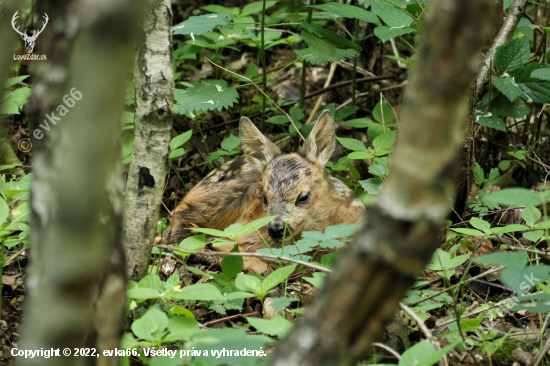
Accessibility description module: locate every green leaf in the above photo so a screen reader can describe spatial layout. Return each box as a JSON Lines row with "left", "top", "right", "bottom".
{"left": 310, "top": 3, "right": 380, "bottom": 24}
{"left": 360, "top": 178, "right": 384, "bottom": 195}
{"left": 522, "top": 205, "right": 541, "bottom": 227}
{"left": 492, "top": 76, "right": 522, "bottom": 102}
{"left": 500, "top": 265, "right": 550, "bottom": 293}
{"left": 475, "top": 111, "right": 507, "bottom": 131}
{"left": 222, "top": 245, "right": 243, "bottom": 279}
{"left": 336, "top": 137, "right": 367, "bottom": 151}
{"left": 472, "top": 251, "right": 529, "bottom": 268}
{"left": 164, "top": 316, "right": 200, "bottom": 342}
{"left": 372, "top": 99, "right": 394, "bottom": 123}
{"left": 173, "top": 13, "right": 233, "bottom": 36}
{"left": 221, "top": 135, "right": 240, "bottom": 151}
{"left": 247, "top": 316, "right": 292, "bottom": 338}
{"left": 470, "top": 217, "right": 491, "bottom": 233}
{"left": 170, "top": 130, "right": 192, "bottom": 150}
{"left": 131, "top": 307, "right": 168, "bottom": 341}
{"left": 531, "top": 67, "right": 550, "bottom": 81}
{"left": 207, "top": 150, "right": 231, "bottom": 163}
{"left": 535, "top": 220, "right": 550, "bottom": 230}
{"left": 492, "top": 224, "right": 529, "bottom": 236}
{"left": 296, "top": 23, "right": 361, "bottom": 65}
{"left": 174, "top": 80, "right": 239, "bottom": 114}
{"left": 514, "top": 63, "right": 550, "bottom": 104}
{"left": 484, "top": 188, "right": 544, "bottom": 207}
{"left": 179, "top": 234, "right": 206, "bottom": 251}
{"left": 127, "top": 287, "right": 161, "bottom": 300}
{"left": 239, "top": 215, "right": 278, "bottom": 237}
{"left": 0, "top": 198, "right": 9, "bottom": 225}
{"left": 451, "top": 228, "right": 484, "bottom": 236}
{"left": 201, "top": 5, "right": 240, "bottom": 16}
{"left": 290, "top": 107, "right": 304, "bottom": 122}
{"left": 373, "top": 26, "right": 415, "bottom": 43}
{"left": 491, "top": 93, "right": 531, "bottom": 118}
{"left": 324, "top": 224, "right": 361, "bottom": 239}
{"left": 448, "top": 253, "right": 470, "bottom": 269}
{"left": 304, "top": 272, "right": 327, "bottom": 287}
{"left": 342, "top": 118, "right": 375, "bottom": 128}
{"left": 261, "top": 264, "right": 297, "bottom": 292}
{"left": 523, "top": 230, "right": 543, "bottom": 242}
{"left": 494, "top": 38, "right": 530, "bottom": 74}
{"left": 348, "top": 151, "right": 374, "bottom": 160}
{"left": 189, "top": 227, "right": 228, "bottom": 237}
{"left": 235, "top": 273, "right": 262, "bottom": 293}
{"left": 173, "top": 283, "right": 224, "bottom": 301}
{"left": 335, "top": 106, "right": 359, "bottom": 120}
{"left": 266, "top": 115, "right": 290, "bottom": 124}
{"left": 4, "top": 75, "right": 29, "bottom": 88}
{"left": 268, "top": 297, "right": 298, "bottom": 311}
{"left": 371, "top": 2, "right": 414, "bottom": 28}
{"left": 398, "top": 340, "right": 435, "bottom": 366}
{"left": 240, "top": 1, "right": 277, "bottom": 17}
{"left": 372, "top": 131, "right": 396, "bottom": 153}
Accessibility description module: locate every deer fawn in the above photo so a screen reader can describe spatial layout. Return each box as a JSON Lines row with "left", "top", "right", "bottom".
{"left": 171, "top": 110, "right": 366, "bottom": 273}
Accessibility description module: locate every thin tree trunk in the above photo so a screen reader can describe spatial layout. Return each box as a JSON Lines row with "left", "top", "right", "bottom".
{"left": 455, "top": 0, "right": 527, "bottom": 214}
{"left": 19, "top": 2, "right": 144, "bottom": 366}
{"left": 268, "top": 0, "right": 495, "bottom": 365}
{"left": 123, "top": 0, "right": 174, "bottom": 281}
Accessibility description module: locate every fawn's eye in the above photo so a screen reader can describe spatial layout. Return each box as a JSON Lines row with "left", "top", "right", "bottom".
{"left": 263, "top": 195, "right": 268, "bottom": 205}
{"left": 218, "top": 173, "right": 226, "bottom": 182}
{"left": 296, "top": 192, "right": 310, "bottom": 206}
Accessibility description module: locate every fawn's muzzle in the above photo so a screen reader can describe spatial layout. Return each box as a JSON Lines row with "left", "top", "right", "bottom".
{"left": 267, "top": 218, "right": 292, "bottom": 240}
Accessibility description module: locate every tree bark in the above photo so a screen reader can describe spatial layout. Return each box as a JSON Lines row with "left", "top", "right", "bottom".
{"left": 19, "top": 1, "right": 144, "bottom": 365}
{"left": 268, "top": 0, "right": 495, "bottom": 365}
{"left": 123, "top": 0, "right": 174, "bottom": 281}
{"left": 455, "top": 0, "right": 527, "bottom": 215}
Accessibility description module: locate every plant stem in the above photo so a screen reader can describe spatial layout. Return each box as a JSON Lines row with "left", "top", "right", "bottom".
{"left": 300, "top": 0, "right": 313, "bottom": 110}
{"left": 261, "top": 0, "right": 267, "bottom": 127}
{"left": 351, "top": 19, "right": 359, "bottom": 116}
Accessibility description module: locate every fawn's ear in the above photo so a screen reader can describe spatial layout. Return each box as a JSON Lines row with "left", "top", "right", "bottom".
{"left": 301, "top": 110, "right": 335, "bottom": 166}
{"left": 240, "top": 117, "right": 281, "bottom": 171}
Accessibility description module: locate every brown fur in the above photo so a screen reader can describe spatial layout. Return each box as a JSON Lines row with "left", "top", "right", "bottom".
{"left": 171, "top": 111, "right": 366, "bottom": 274}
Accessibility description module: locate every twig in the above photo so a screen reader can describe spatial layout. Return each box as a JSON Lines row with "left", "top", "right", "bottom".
{"left": 304, "top": 75, "right": 395, "bottom": 100}
{"left": 201, "top": 311, "right": 262, "bottom": 327}
{"left": 371, "top": 343, "right": 401, "bottom": 360}
{"left": 306, "top": 62, "right": 337, "bottom": 124}
{"left": 408, "top": 266, "right": 504, "bottom": 306}
{"left": 527, "top": 155, "right": 550, "bottom": 171}
{"left": 154, "top": 244, "right": 331, "bottom": 273}
{"left": 205, "top": 57, "right": 305, "bottom": 140}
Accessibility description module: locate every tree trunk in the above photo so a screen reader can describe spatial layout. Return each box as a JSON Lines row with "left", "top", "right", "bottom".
{"left": 268, "top": 0, "right": 496, "bottom": 365}
{"left": 123, "top": 0, "right": 174, "bottom": 281}
{"left": 19, "top": 1, "right": 144, "bottom": 365}
{"left": 454, "top": 0, "right": 527, "bottom": 215}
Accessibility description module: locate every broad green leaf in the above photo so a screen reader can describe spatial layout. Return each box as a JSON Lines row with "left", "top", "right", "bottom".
{"left": 347, "top": 151, "right": 374, "bottom": 160}
{"left": 513, "top": 63, "right": 550, "bottom": 104}
{"left": 475, "top": 111, "right": 506, "bottom": 131}
{"left": 494, "top": 38, "right": 530, "bottom": 74}
{"left": 372, "top": 99, "right": 394, "bottom": 123}
{"left": 360, "top": 178, "right": 383, "bottom": 194}
{"left": 4, "top": 75, "right": 29, "bottom": 88}
{"left": 318, "top": 239, "right": 346, "bottom": 249}
{"left": 491, "top": 93, "right": 531, "bottom": 118}
{"left": 170, "top": 130, "right": 193, "bottom": 150}
{"left": 239, "top": 215, "right": 278, "bottom": 237}
{"left": 188, "top": 227, "right": 228, "bottom": 237}
{"left": 451, "top": 228, "right": 484, "bottom": 236}
{"left": 0, "top": 198, "right": 9, "bottom": 225}
{"left": 336, "top": 137, "right": 367, "bottom": 151}
{"left": 235, "top": 273, "right": 262, "bottom": 293}
{"left": 472, "top": 251, "right": 529, "bottom": 268}
{"left": 240, "top": 1, "right": 277, "bottom": 17}
{"left": 247, "top": 316, "right": 292, "bottom": 338}
{"left": 310, "top": 3, "right": 380, "bottom": 24}
{"left": 523, "top": 230, "right": 543, "bottom": 242}
{"left": 492, "top": 76, "right": 522, "bottom": 102}
{"left": 207, "top": 150, "right": 231, "bottom": 163}
{"left": 268, "top": 297, "right": 298, "bottom": 311}
{"left": 492, "top": 224, "right": 529, "bottom": 236}
{"left": 173, "top": 283, "right": 224, "bottom": 301}
{"left": 266, "top": 115, "right": 290, "bottom": 124}
{"left": 470, "top": 217, "right": 491, "bottom": 233}
{"left": 535, "top": 220, "right": 550, "bottom": 230}
{"left": 531, "top": 67, "right": 550, "bottom": 81}
{"left": 221, "top": 135, "right": 240, "bottom": 151}
{"left": 325, "top": 224, "right": 361, "bottom": 239}
{"left": 289, "top": 107, "right": 304, "bottom": 122}
{"left": 371, "top": 2, "right": 414, "bottom": 28}
{"left": 373, "top": 26, "right": 415, "bottom": 43}
{"left": 164, "top": 316, "right": 200, "bottom": 342}
{"left": 173, "top": 13, "right": 233, "bottom": 36}
{"left": 138, "top": 274, "right": 162, "bottom": 289}
{"left": 342, "top": 118, "right": 375, "bottom": 128}
{"left": 131, "top": 307, "right": 168, "bottom": 341}
{"left": 500, "top": 265, "right": 550, "bottom": 293}
{"left": 372, "top": 131, "right": 396, "bottom": 153}
{"left": 522, "top": 205, "right": 541, "bottom": 226}
{"left": 127, "top": 288, "right": 161, "bottom": 300}
{"left": 299, "top": 23, "right": 361, "bottom": 51}
{"left": 221, "top": 245, "right": 243, "bottom": 279}
{"left": 244, "top": 62, "right": 259, "bottom": 79}
{"left": 398, "top": 340, "right": 435, "bottom": 366}
{"left": 427, "top": 249, "right": 450, "bottom": 270}
{"left": 447, "top": 254, "right": 470, "bottom": 269}
{"left": 201, "top": 5, "right": 240, "bottom": 16}
{"left": 296, "top": 23, "right": 361, "bottom": 65}
{"left": 179, "top": 234, "right": 207, "bottom": 251}
{"left": 261, "top": 264, "right": 297, "bottom": 292}
{"left": 335, "top": 106, "right": 359, "bottom": 120}
{"left": 304, "top": 272, "right": 326, "bottom": 287}
{"left": 484, "top": 188, "right": 544, "bottom": 206}
{"left": 174, "top": 80, "right": 239, "bottom": 114}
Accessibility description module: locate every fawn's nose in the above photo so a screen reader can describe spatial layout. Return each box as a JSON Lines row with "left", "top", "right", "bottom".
{"left": 267, "top": 218, "right": 291, "bottom": 240}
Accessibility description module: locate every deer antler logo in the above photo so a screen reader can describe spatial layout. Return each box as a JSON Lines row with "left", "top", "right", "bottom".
{"left": 11, "top": 11, "right": 49, "bottom": 54}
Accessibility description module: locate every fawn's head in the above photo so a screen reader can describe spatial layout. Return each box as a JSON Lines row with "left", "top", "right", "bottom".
{"left": 240, "top": 110, "right": 336, "bottom": 242}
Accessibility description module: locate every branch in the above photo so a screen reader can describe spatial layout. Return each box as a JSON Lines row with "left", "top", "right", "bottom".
{"left": 154, "top": 244, "right": 332, "bottom": 273}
